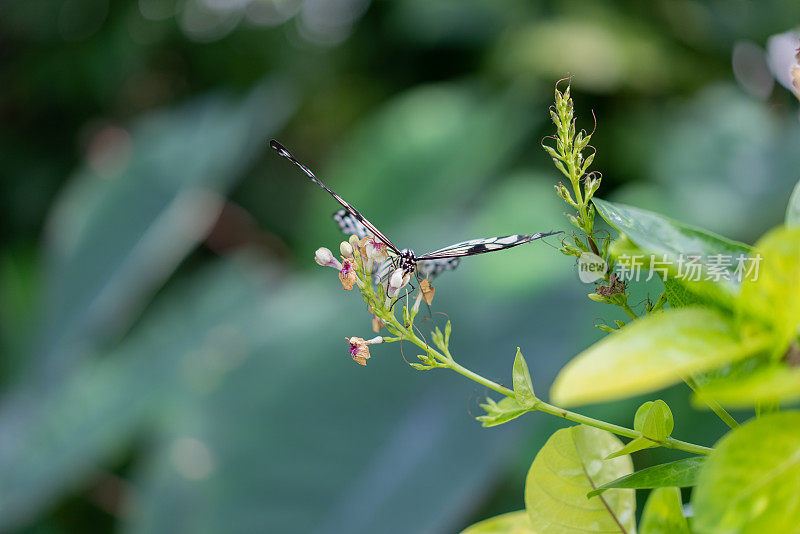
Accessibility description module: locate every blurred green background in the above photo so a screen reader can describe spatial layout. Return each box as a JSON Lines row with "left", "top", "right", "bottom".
{"left": 1, "top": 1, "right": 799, "bottom": 532}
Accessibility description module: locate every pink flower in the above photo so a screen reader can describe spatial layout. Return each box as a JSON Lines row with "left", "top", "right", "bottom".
{"left": 364, "top": 237, "right": 389, "bottom": 262}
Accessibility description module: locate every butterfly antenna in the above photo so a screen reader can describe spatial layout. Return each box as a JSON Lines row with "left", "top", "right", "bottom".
{"left": 270, "top": 139, "right": 323, "bottom": 186}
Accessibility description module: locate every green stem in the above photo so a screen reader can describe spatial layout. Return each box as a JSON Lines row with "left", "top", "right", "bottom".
{"left": 619, "top": 300, "right": 638, "bottom": 320}
{"left": 394, "top": 319, "right": 713, "bottom": 456}
{"left": 534, "top": 401, "right": 713, "bottom": 456}
{"left": 684, "top": 377, "right": 739, "bottom": 429}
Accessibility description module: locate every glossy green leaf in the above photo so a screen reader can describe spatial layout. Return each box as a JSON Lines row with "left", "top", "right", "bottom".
{"left": 588, "top": 457, "right": 705, "bottom": 498}
{"left": 787, "top": 179, "right": 800, "bottom": 227}
{"left": 512, "top": 348, "right": 536, "bottom": 408}
{"left": 693, "top": 412, "right": 800, "bottom": 533}
{"left": 595, "top": 197, "right": 752, "bottom": 310}
{"left": 736, "top": 227, "right": 800, "bottom": 355}
{"left": 551, "top": 308, "right": 769, "bottom": 406}
{"left": 640, "top": 487, "right": 690, "bottom": 534}
{"left": 525, "top": 425, "right": 635, "bottom": 532}
{"left": 694, "top": 364, "right": 800, "bottom": 408}
{"left": 477, "top": 396, "right": 528, "bottom": 427}
{"left": 460, "top": 511, "right": 534, "bottom": 534}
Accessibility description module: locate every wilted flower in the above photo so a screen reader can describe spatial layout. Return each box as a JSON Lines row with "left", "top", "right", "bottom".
{"left": 420, "top": 278, "right": 435, "bottom": 305}
{"left": 339, "top": 257, "right": 358, "bottom": 290}
{"left": 315, "top": 247, "right": 342, "bottom": 270}
{"left": 346, "top": 336, "right": 383, "bottom": 365}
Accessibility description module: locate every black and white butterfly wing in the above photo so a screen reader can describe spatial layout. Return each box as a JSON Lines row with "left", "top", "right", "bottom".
{"left": 417, "top": 258, "right": 460, "bottom": 278}
{"left": 417, "top": 231, "right": 561, "bottom": 260}
{"left": 271, "top": 140, "right": 401, "bottom": 254}
{"left": 333, "top": 209, "right": 371, "bottom": 239}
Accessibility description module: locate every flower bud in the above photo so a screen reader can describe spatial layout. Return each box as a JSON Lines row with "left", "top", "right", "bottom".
{"left": 349, "top": 234, "right": 361, "bottom": 251}
{"left": 387, "top": 268, "right": 408, "bottom": 298}
{"left": 315, "top": 247, "right": 342, "bottom": 270}
{"left": 340, "top": 241, "right": 353, "bottom": 258}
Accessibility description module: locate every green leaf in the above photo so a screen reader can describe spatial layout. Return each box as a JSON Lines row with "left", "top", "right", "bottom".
{"left": 512, "top": 348, "right": 536, "bottom": 408}
{"left": 595, "top": 197, "right": 752, "bottom": 310}
{"left": 736, "top": 227, "right": 800, "bottom": 356}
{"left": 477, "top": 396, "right": 528, "bottom": 427}
{"left": 605, "top": 436, "right": 657, "bottom": 459}
{"left": 460, "top": 511, "right": 534, "bottom": 533}
{"left": 639, "top": 487, "right": 690, "bottom": 534}
{"left": 607, "top": 400, "right": 675, "bottom": 459}
{"left": 525, "top": 425, "right": 635, "bottom": 532}
{"left": 693, "top": 412, "right": 800, "bottom": 533}
{"left": 694, "top": 363, "right": 800, "bottom": 408}
{"left": 551, "top": 308, "right": 769, "bottom": 406}
{"left": 635, "top": 400, "right": 674, "bottom": 442}
{"left": 787, "top": 179, "right": 800, "bottom": 227}
{"left": 587, "top": 457, "right": 705, "bottom": 498}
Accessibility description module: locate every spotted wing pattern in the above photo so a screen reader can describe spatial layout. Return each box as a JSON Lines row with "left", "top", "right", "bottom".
{"left": 333, "top": 209, "right": 371, "bottom": 239}
{"left": 417, "top": 232, "right": 561, "bottom": 260}
{"left": 417, "top": 258, "right": 460, "bottom": 278}
{"left": 271, "top": 140, "right": 400, "bottom": 254}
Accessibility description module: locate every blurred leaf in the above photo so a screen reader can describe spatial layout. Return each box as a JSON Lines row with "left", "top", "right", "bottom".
{"left": 35, "top": 80, "right": 293, "bottom": 379}
{"left": 788, "top": 180, "right": 800, "bottom": 227}
{"left": 736, "top": 227, "right": 800, "bottom": 355}
{"left": 460, "top": 511, "right": 534, "bottom": 534}
{"left": 587, "top": 457, "right": 705, "bottom": 498}
{"left": 512, "top": 348, "right": 536, "bottom": 408}
{"left": 693, "top": 412, "right": 800, "bottom": 533}
{"left": 694, "top": 364, "right": 800, "bottom": 408}
{"left": 477, "top": 396, "right": 528, "bottom": 428}
{"left": 639, "top": 487, "right": 690, "bottom": 534}
{"left": 303, "top": 84, "right": 535, "bottom": 252}
{"left": 524, "top": 425, "right": 635, "bottom": 532}
{"left": 550, "top": 308, "right": 769, "bottom": 406}
{"left": 614, "top": 86, "right": 800, "bottom": 241}
{"left": 468, "top": 173, "right": 568, "bottom": 295}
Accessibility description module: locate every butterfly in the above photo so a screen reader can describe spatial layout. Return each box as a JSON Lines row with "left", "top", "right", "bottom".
{"left": 270, "top": 139, "right": 561, "bottom": 281}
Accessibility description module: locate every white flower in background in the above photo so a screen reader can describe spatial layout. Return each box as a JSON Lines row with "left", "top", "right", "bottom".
{"left": 766, "top": 31, "right": 800, "bottom": 99}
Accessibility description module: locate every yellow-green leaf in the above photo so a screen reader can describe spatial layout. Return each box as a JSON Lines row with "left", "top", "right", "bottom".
{"left": 551, "top": 308, "right": 768, "bottom": 406}
{"left": 512, "top": 348, "right": 536, "bottom": 408}
{"left": 693, "top": 364, "right": 800, "bottom": 408}
{"left": 692, "top": 412, "right": 800, "bottom": 533}
{"left": 525, "top": 425, "right": 635, "bottom": 532}
{"left": 640, "top": 487, "right": 690, "bottom": 534}
{"left": 477, "top": 396, "right": 528, "bottom": 427}
{"left": 605, "top": 436, "right": 656, "bottom": 460}
{"left": 460, "top": 511, "right": 534, "bottom": 534}
{"left": 635, "top": 400, "right": 674, "bottom": 442}
{"left": 737, "top": 226, "right": 800, "bottom": 356}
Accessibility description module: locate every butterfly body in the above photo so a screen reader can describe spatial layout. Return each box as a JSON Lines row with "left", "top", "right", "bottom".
{"left": 270, "top": 139, "right": 560, "bottom": 281}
